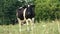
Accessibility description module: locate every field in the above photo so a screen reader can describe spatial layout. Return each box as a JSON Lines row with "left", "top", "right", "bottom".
{"left": 0, "top": 20, "right": 60, "bottom": 34}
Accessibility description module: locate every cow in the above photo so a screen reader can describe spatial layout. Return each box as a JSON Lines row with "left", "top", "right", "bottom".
{"left": 16, "top": 4, "right": 35, "bottom": 33}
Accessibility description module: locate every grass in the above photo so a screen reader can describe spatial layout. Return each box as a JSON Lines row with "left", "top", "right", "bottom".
{"left": 0, "top": 20, "right": 60, "bottom": 34}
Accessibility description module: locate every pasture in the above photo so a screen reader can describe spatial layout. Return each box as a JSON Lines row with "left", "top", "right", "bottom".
{"left": 0, "top": 20, "right": 60, "bottom": 34}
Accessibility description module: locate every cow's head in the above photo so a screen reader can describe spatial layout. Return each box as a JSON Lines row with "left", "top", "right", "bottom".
{"left": 26, "top": 4, "right": 35, "bottom": 13}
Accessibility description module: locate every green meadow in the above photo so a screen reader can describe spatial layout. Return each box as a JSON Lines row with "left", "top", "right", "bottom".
{"left": 0, "top": 20, "right": 60, "bottom": 34}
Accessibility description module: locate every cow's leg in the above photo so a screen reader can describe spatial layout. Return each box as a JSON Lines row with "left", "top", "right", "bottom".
{"left": 28, "top": 18, "right": 33, "bottom": 34}
{"left": 31, "top": 18, "right": 35, "bottom": 29}
{"left": 17, "top": 18, "right": 21, "bottom": 34}
{"left": 26, "top": 19, "right": 30, "bottom": 31}
{"left": 31, "top": 18, "right": 35, "bottom": 33}
{"left": 32, "top": 18, "right": 35, "bottom": 23}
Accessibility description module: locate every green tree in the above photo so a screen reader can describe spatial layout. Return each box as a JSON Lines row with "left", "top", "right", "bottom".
{"left": 35, "top": 0, "right": 60, "bottom": 21}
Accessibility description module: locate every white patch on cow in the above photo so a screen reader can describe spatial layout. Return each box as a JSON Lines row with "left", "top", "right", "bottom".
{"left": 28, "top": 5, "right": 30, "bottom": 7}
{"left": 23, "top": 8, "right": 27, "bottom": 20}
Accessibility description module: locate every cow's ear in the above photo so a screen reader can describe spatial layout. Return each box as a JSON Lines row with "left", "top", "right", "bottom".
{"left": 19, "top": 7, "right": 22, "bottom": 9}
{"left": 31, "top": 5, "right": 35, "bottom": 7}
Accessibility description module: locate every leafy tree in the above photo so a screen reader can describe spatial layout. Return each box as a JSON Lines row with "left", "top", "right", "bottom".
{"left": 35, "top": 0, "right": 60, "bottom": 21}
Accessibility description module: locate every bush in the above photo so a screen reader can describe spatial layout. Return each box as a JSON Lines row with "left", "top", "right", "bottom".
{"left": 35, "top": 0, "right": 60, "bottom": 21}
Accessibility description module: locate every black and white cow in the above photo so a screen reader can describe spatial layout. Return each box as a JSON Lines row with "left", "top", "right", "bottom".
{"left": 16, "top": 4, "right": 35, "bottom": 33}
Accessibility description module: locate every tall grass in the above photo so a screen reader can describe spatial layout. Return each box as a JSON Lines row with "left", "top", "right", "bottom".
{"left": 0, "top": 20, "right": 60, "bottom": 34}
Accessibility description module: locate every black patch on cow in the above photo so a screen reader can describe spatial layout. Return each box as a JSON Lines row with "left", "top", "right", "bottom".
{"left": 25, "top": 6, "right": 35, "bottom": 19}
